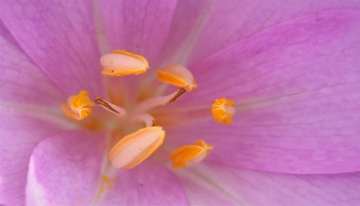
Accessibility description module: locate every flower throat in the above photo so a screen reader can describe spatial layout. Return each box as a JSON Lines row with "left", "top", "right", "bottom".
{"left": 61, "top": 50, "right": 236, "bottom": 169}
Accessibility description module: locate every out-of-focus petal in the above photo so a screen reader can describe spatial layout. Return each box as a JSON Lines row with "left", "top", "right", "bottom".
{"left": 0, "top": 1, "right": 104, "bottom": 95}
{"left": 26, "top": 131, "right": 189, "bottom": 206}
{"left": 173, "top": 163, "right": 360, "bottom": 206}
{"left": 95, "top": 0, "right": 178, "bottom": 67}
{"left": 166, "top": 11, "right": 360, "bottom": 174}
{"left": 0, "top": 111, "right": 65, "bottom": 206}
{"left": 161, "top": 0, "right": 360, "bottom": 66}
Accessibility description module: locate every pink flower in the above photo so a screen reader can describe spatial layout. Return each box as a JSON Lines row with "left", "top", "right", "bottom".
{"left": 1, "top": 0, "right": 360, "bottom": 205}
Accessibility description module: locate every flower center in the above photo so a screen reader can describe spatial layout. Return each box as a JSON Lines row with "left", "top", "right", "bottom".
{"left": 61, "top": 50, "right": 236, "bottom": 169}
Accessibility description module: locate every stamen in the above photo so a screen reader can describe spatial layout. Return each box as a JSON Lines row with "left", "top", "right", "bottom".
{"left": 156, "top": 64, "right": 197, "bottom": 92}
{"left": 212, "top": 98, "right": 236, "bottom": 124}
{"left": 108, "top": 126, "right": 165, "bottom": 169}
{"left": 95, "top": 97, "right": 126, "bottom": 116}
{"left": 166, "top": 88, "right": 186, "bottom": 104}
{"left": 170, "top": 139, "right": 213, "bottom": 169}
{"left": 130, "top": 113, "right": 155, "bottom": 127}
{"left": 61, "top": 90, "right": 94, "bottom": 120}
{"left": 134, "top": 89, "right": 185, "bottom": 113}
{"left": 100, "top": 50, "right": 149, "bottom": 76}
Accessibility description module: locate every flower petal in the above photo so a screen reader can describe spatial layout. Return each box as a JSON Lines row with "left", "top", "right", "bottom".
{"left": 0, "top": 110, "right": 64, "bottom": 205}
{"left": 166, "top": 11, "right": 360, "bottom": 174}
{"left": 95, "top": 0, "right": 178, "bottom": 66}
{"left": 162, "top": 0, "right": 360, "bottom": 66}
{"left": 173, "top": 163, "right": 360, "bottom": 205}
{"left": 103, "top": 161, "right": 189, "bottom": 205}
{"left": 0, "top": 19, "right": 63, "bottom": 105}
{"left": 26, "top": 130, "right": 104, "bottom": 205}
{"left": 26, "top": 131, "right": 189, "bottom": 205}
{"left": 0, "top": 19, "right": 75, "bottom": 205}
{"left": 0, "top": 1, "right": 104, "bottom": 95}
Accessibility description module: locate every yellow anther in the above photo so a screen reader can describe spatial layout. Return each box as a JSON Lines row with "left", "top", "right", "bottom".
{"left": 170, "top": 139, "right": 213, "bottom": 169}
{"left": 212, "top": 98, "right": 236, "bottom": 124}
{"left": 108, "top": 126, "right": 165, "bottom": 169}
{"left": 100, "top": 50, "right": 149, "bottom": 76}
{"left": 61, "top": 90, "right": 94, "bottom": 120}
{"left": 156, "top": 64, "right": 197, "bottom": 91}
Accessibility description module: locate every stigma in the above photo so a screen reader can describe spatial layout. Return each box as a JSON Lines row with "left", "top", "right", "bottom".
{"left": 61, "top": 90, "right": 94, "bottom": 120}
{"left": 108, "top": 126, "right": 165, "bottom": 169}
{"left": 170, "top": 139, "right": 213, "bottom": 168}
{"left": 212, "top": 98, "right": 236, "bottom": 124}
{"left": 100, "top": 50, "right": 149, "bottom": 76}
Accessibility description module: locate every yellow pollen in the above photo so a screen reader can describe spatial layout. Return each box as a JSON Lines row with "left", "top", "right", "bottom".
{"left": 100, "top": 50, "right": 149, "bottom": 76}
{"left": 156, "top": 64, "right": 197, "bottom": 92}
{"left": 170, "top": 139, "right": 213, "bottom": 169}
{"left": 61, "top": 90, "right": 94, "bottom": 120}
{"left": 108, "top": 126, "right": 165, "bottom": 169}
{"left": 101, "top": 175, "right": 110, "bottom": 182}
{"left": 212, "top": 98, "right": 236, "bottom": 124}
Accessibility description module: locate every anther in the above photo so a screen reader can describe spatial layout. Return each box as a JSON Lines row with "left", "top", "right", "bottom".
{"left": 100, "top": 50, "right": 149, "bottom": 76}
{"left": 170, "top": 139, "right": 213, "bottom": 168}
{"left": 156, "top": 64, "right": 197, "bottom": 92}
{"left": 108, "top": 126, "right": 165, "bottom": 169}
{"left": 95, "top": 97, "right": 126, "bottom": 116}
{"left": 212, "top": 98, "right": 236, "bottom": 124}
{"left": 61, "top": 90, "right": 94, "bottom": 120}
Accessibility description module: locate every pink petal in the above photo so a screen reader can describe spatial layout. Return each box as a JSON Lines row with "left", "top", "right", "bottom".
{"left": 174, "top": 163, "right": 360, "bottom": 205}
{"left": 96, "top": 0, "right": 178, "bottom": 67}
{"left": 27, "top": 131, "right": 189, "bottom": 205}
{"left": 26, "top": 130, "right": 104, "bottom": 205}
{"left": 0, "top": 20, "right": 67, "bottom": 205}
{"left": 0, "top": 20, "right": 63, "bottom": 105}
{"left": 162, "top": 0, "right": 360, "bottom": 66}
{"left": 103, "top": 161, "right": 188, "bottom": 205}
{"left": 0, "top": 1, "right": 104, "bottom": 95}
{"left": 166, "top": 11, "right": 360, "bottom": 174}
{"left": 0, "top": 111, "right": 64, "bottom": 205}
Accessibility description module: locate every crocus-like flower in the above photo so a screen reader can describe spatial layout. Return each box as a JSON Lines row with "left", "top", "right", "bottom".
{"left": 1, "top": 0, "right": 360, "bottom": 205}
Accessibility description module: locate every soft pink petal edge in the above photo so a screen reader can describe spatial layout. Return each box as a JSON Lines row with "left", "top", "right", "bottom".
{"left": 0, "top": 111, "right": 66, "bottom": 206}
